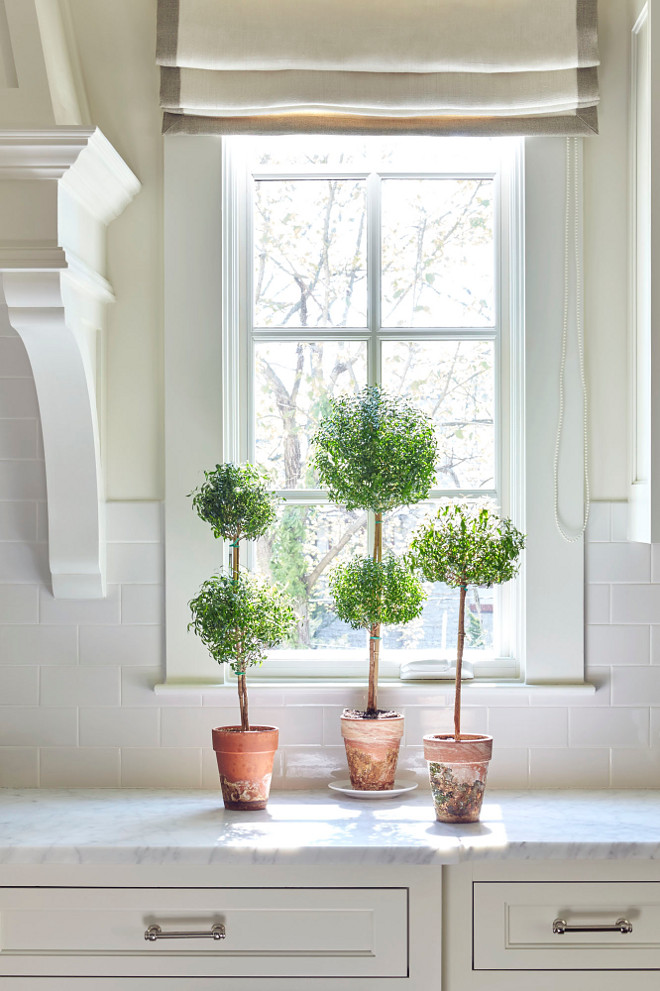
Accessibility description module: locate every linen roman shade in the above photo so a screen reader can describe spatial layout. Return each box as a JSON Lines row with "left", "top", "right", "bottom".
{"left": 157, "top": 0, "right": 599, "bottom": 136}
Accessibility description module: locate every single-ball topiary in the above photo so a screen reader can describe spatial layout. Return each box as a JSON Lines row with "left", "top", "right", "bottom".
{"left": 190, "top": 462, "right": 277, "bottom": 544}
{"left": 188, "top": 571, "right": 296, "bottom": 728}
{"left": 408, "top": 504, "right": 525, "bottom": 741}
{"left": 329, "top": 554, "right": 425, "bottom": 714}
{"left": 312, "top": 385, "right": 437, "bottom": 514}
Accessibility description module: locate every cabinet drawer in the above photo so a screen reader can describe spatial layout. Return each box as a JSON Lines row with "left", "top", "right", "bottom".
{"left": 474, "top": 881, "right": 660, "bottom": 970}
{"left": 0, "top": 887, "right": 408, "bottom": 979}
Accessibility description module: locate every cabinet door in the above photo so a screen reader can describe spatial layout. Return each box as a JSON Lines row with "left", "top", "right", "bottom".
{"left": 474, "top": 881, "right": 660, "bottom": 970}
{"left": 0, "top": 886, "right": 408, "bottom": 978}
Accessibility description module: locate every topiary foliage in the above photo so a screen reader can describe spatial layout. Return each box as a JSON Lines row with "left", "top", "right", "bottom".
{"left": 329, "top": 554, "right": 425, "bottom": 630}
{"left": 408, "top": 504, "right": 525, "bottom": 589}
{"left": 408, "top": 503, "right": 525, "bottom": 741}
{"left": 188, "top": 571, "right": 296, "bottom": 676}
{"left": 312, "top": 385, "right": 437, "bottom": 513}
{"left": 190, "top": 462, "right": 277, "bottom": 542}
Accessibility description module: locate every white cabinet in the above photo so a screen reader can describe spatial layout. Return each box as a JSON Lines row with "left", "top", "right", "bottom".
{"left": 444, "top": 860, "right": 660, "bottom": 991}
{"left": 0, "top": 863, "right": 440, "bottom": 990}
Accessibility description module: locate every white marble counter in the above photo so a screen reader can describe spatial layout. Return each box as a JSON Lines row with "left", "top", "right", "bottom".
{"left": 1, "top": 789, "right": 660, "bottom": 866}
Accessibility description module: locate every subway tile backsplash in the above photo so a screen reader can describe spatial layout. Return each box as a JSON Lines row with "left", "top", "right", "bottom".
{"left": 1, "top": 401, "right": 659, "bottom": 796}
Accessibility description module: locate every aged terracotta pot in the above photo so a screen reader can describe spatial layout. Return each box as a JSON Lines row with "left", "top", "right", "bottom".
{"left": 212, "top": 725, "right": 279, "bottom": 811}
{"left": 340, "top": 710, "right": 404, "bottom": 790}
{"left": 423, "top": 733, "right": 493, "bottom": 823}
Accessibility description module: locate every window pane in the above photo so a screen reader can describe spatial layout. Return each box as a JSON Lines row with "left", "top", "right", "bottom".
{"left": 255, "top": 504, "right": 367, "bottom": 650}
{"left": 254, "top": 340, "right": 367, "bottom": 489}
{"left": 381, "top": 340, "right": 495, "bottom": 489}
{"left": 381, "top": 500, "right": 494, "bottom": 654}
{"left": 254, "top": 179, "right": 367, "bottom": 327}
{"left": 381, "top": 178, "right": 494, "bottom": 327}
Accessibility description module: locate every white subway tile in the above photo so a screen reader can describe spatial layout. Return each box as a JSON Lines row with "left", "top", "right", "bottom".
{"left": 322, "top": 707, "right": 345, "bottom": 746}
{"left": 0, "top": 542, "right": 48, "bottom": 583}
{"left": 0, "top": 707, "right": 76, "bottom": 746}
{"left": 611, "top": 747, "right": 660, "bottom": 788}
{"left": 529, "top": 747, "right": 610, "bottom": 788}
{"left": 79, "top": 707, "right": 159, "bottom": 747}
{"left": 0, "top": 378, "right": 38, "bottom": 417}
{"left": 260, "top": 706, "right": 324, "bottom": 746}
{"left": 650, "top": 627, "right": 660, "bottom": 665}
{"left": 488, "top": 707, "right": 568, "bottom": 748}
{"left": 0, "top": 420, "right": 38, "bottom": 460}
{"left": 486, "top": 747, "right": 529, "bottom": 788}
{"left": 586, "top": 542, "right": 651, "bottom": 583}
{"left": 569, "top": 706, "right": 649, "bottom": 747}
{"left": 651, "top": 545, "right": 660, "bottom": 583}
{"left": 610, "top": 502, "right": 629, "bottom": 542}
{"left": 106, "top": 502, "right": 162, "bottom": 543}
{"left": 0, "top": 666, "right": 38, "bottom": 704}
{"left": 122, "top": 667, "right": 201, "bottom": 707}
{"left": 36, "top": 501, "right": 48, "bottom": 543}
{"left": 648, "top": 709, "right": 660, "bottom": 749}
{"left": 39, "top": 585, "right": 121, "bottom": 625}
{"left": 585, "top": 502, "right": 611, "bottom": 542}
{"left": 0, "top": 624, "right": 77, "bottom": 664}
{"left": 121, "top": 584, "right": 163, "bottom": 624}
{"left": 0, "top": 501, "right": 37, "bottom": 542}
{"left": 120, "top": 748, "right": 202, "bottom": 788}
{"left": 0, "top": 461, "right": 46, "bottom": 500}
{"left": 0, "top": 747, "right": 39, "bottom": 787}
{"left": 586, "top": 624, "right": 650, "bottom": 666}
{"left": 586, "top": 584, "right": 610, "bottom": 624}
{"left": 404, "top": 705, "right": 487, "bottom": 744}
{"left": 107, "top": 542, "right": 164, "bottom": 584}
{"left": 611, "top": 584, "right": 660, "bottom": 624}
{"left": 278, "top": 746, "right": 344, "bottom": 788}
{"left": 0, "top": 586, "right": 38, "bottom": 626}
{"left": 79, "top": 624, "right": 162, "bottom": 666}
{"left": 203, "top": 686, "right": 285, "bottom": 707}
{"left": 0, "top": 336, "right": 32, "bottom": 376}
{"left": 39, "top": 748, "right": 120, "bottom": 788}
{"left": 40, "top": 666, "right": 120, "bottom": 707}
{"left": 161, "top": 707, "right": 233, "bottom": 748}
{"left": 611, "top": 666, "right": 660, "bottom": 706}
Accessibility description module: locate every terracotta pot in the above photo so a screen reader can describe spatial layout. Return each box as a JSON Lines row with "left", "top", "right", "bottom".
{"left": 340, "top": 710, "right": 404, "bottom": 790}
{"left": 212, "top": 725, "right": 279, "bottom": 811}
{"left": 423, "top": 733, "right": 493, "bottom": 823}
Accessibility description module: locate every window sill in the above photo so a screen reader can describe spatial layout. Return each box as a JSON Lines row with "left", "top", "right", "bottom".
{"left": 154, "top": 679, "right": 597, "bottom": 702}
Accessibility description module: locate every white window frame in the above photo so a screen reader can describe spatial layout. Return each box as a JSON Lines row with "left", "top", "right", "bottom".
{"left": 162, "top": 134, "right": 585, "bottom": 689}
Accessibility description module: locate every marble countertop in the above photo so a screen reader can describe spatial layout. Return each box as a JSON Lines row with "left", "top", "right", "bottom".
{"left": 1, "top": 789, "right": 660, "bottom": 866}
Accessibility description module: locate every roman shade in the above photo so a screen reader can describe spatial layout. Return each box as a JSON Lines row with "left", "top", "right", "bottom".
{"left": 157, "top": 0, "right": 599, "bottom": 135}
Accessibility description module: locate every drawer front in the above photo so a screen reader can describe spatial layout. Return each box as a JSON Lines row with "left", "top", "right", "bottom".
{"left": 474, "top": 881, "right": 660, "bottom": 970}
{"left": 0, "top": 887, "right": 408, "bottom": 978}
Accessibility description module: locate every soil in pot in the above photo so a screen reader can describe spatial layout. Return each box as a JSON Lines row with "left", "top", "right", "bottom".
{"left": 340, "top": 709, "right": 404, "bottom": 790}
{"left": 212, "top": 725, "right": 279, "bottom": 811}
{"left": 423, "top": 733, "right": 493, "bottom": 823}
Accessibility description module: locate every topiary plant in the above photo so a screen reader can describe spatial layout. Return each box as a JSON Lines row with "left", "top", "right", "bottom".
{"left": 330, "top": 554, "right": 425, "bottom": 712}
{"left": 313, "top": 385, "right": 437, "bottom": 714}
{"left": 189, "top": 462, "right": 291, "bottom": 730}
{"left": 188, "top": 572, "right": 296, "bottom": 730}
{"left": 408, "top": 504, "right": 525, "bottom": 741}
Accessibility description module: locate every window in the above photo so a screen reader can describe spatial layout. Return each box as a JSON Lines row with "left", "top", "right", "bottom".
{"left": 163, "top": 134, "right": 585, "bottom": 688}
{"left": 223, "top": 136, "right": 521, "bottom": 679}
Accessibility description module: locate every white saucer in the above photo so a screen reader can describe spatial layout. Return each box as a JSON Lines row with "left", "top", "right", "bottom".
{"left": 328, "top": 780, "right": 419, "bottom": 799}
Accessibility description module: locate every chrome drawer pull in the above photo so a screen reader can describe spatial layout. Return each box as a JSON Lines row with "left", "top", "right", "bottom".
{"left": 144, "top": 923, "right": 226, "bottom": 941}
{"left": 553, "top": 918, "right": 633, "bottom": 935}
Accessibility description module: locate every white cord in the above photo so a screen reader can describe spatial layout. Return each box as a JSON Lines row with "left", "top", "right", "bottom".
{"left": 553, "top": 137, "right": 590, "bottom": 543}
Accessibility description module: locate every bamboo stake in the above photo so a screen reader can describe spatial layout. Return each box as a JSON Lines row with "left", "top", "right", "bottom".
{"left": 454, "top": 582, "right": 467, "bottom": 741}
{"left": 231, "top": 538, "right": 250, "bottom": 733}
{"left": 367, "top": 512, "right": 383, "bottom": 715}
